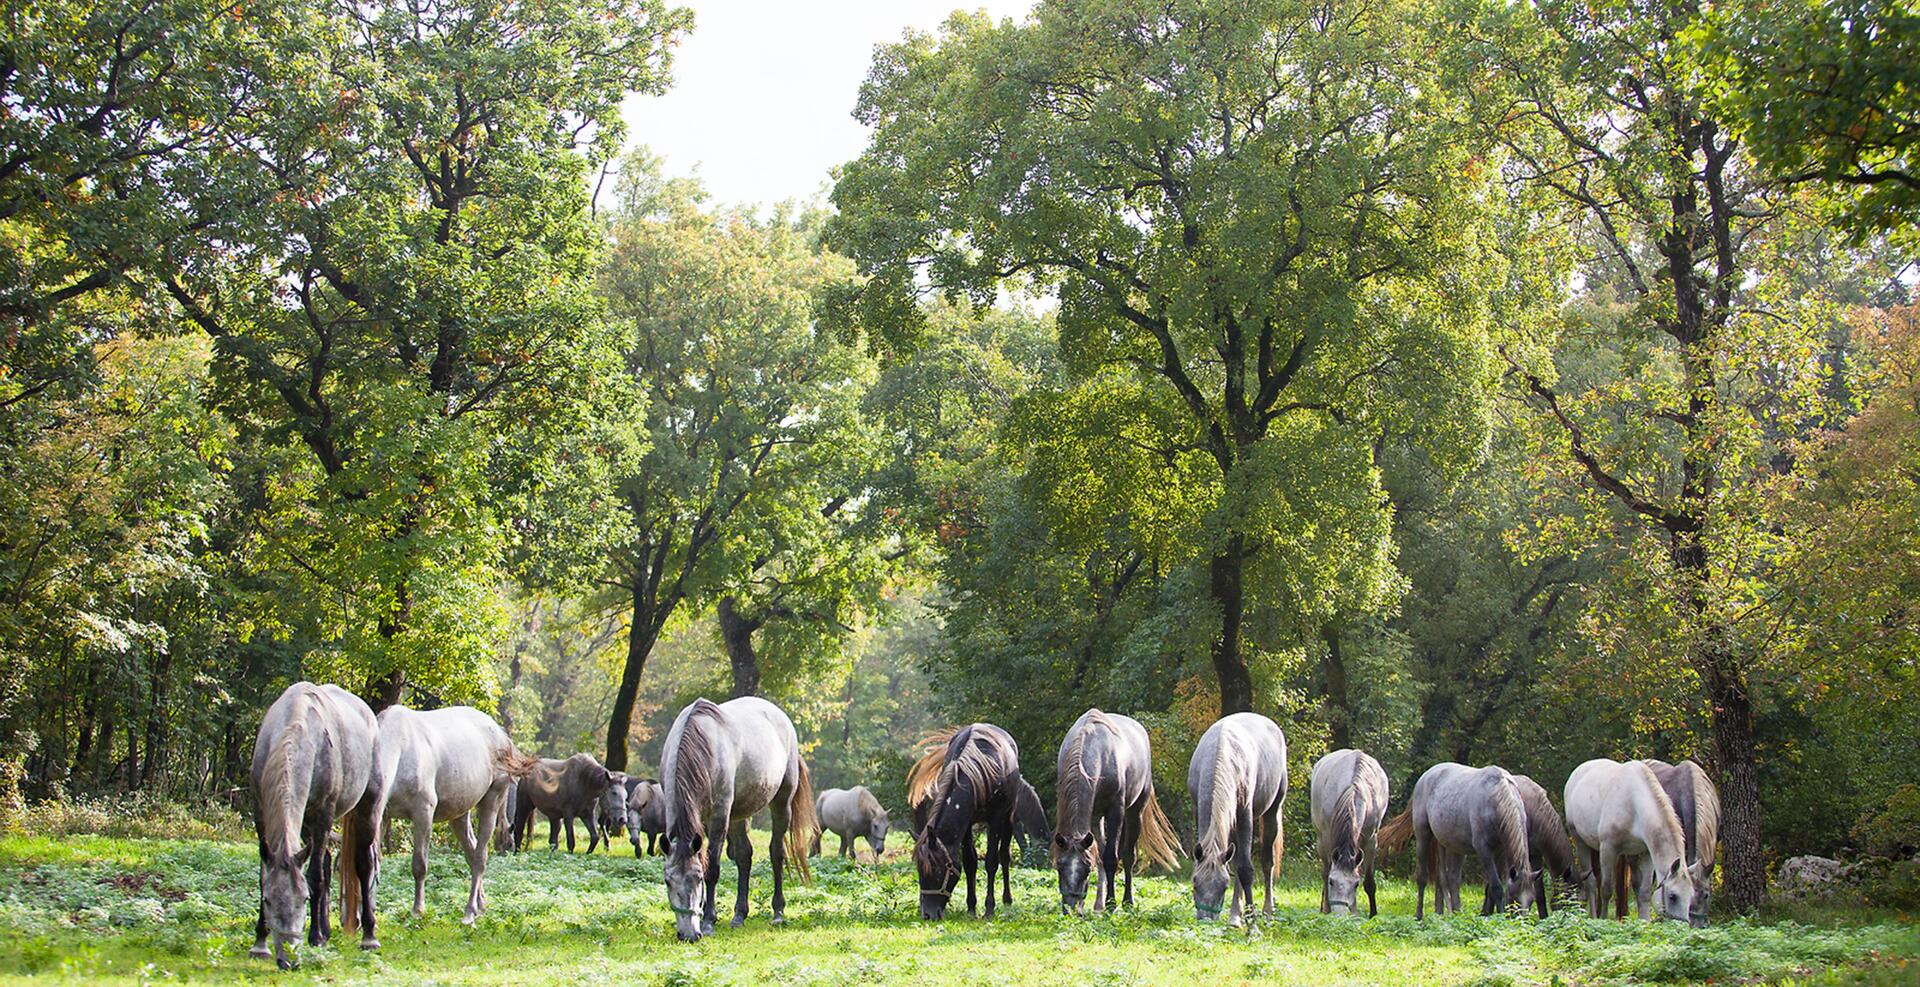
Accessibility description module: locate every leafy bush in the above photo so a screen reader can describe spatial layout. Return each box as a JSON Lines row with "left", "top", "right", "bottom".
{"left": 10, "top": 795, "right": 249, "bottom": 842}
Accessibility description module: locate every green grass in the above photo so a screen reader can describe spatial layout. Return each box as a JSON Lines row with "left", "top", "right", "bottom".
{"left": 0, "top": 832, "right": 1913, "bottom": 985}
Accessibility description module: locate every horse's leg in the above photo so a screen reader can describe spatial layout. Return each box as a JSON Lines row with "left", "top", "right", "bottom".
{"left": 1099, "top": 808, "right": 1120, "bottom": 912}
{"left": 840, "top": 834, "right": 851, "bottom": 858}
{"left": 962, "top": 829, "right": 979, "bottom": 916}
{"left": 984, "top": 821, "right": 1000, "bottom": 918}
{"left": 1000, "top": 822, "right": 1015, "bottom": 905}
{"left": 450, "top": 812, "right": 483, "bottom": 925}
{"left": 352, "top": 805, "right": 380, "bottom": 949}
{"left": 1364, "top": 845, "right": 1379, "bottom": 919}
{"left": 1231, "top": 805, "right": 1255, "bottom": 927}
{"left": 1477, "top": 842, "right": 1501, "bottom": 916}
{"left": 1633, "top": 855, "right": 1655, "bottom": 921}
{"left": 1448, "top": 851, "right": 1465, "bottom": 914}
{"left": 1535, "top": 865, "right": 1549, "bottom": 919}
{"left": 1320, "top": 854, "right": 1331, "bottom": 914}
{"left": 410, "top": 805, "right": 433, "bottom": 919}
{"left": 1119, "top": 803, "right": 1142, "bottom": 911}
{"left": 728, "top": 818, "right": 753, "bottom": 928}
{"left": 304, "top": 816, "right": 329, "bottom": 946}
{"left": 1596, "top": 845, "right": 1620, "bottom": 922}
{"left": 564, "top": 813, "right": 577, "bottom": 853}
{"left": 769, "top": 787, "right": 791, "bottom": 924}
{"left": 586, "top": 807, "right": 602, "bottom": 853}
{"left": 701, "top": 812, "right": 725, "bottom": 936}
{"left": 471, "top": 787, "right": 503, "bottom": 914}
{"left": 1414, "top": 828, "right": 1429, "bottom": 921}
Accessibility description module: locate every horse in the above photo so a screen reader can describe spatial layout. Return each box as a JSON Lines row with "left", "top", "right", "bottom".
{"left": 906, "top": 723, "right": 1023, "bottom": 920}
{"left": 1308, "top": 748, "right": 1387, "bottom": 917}
{"left": 248, "top": 682, "right": 377, "bottom": 970}
{"left": 813, "top": 786, "right": 890, "bottom": 862}
{"left": 595, "top": 771, "right": 636, "bottom": 851}
{"left": 627, "top": 778, "right": 666, "bottom": 857}
{"left": 1612, "top": 759, "right": 1719, "bottom": 926}
{"left": 1051, "top": 709, "right": 1181, "bottom": 914}
{"left": 1012, "top": 776, "right": 1052, "bottom": 864}
{"left": 1510, "top": 773, "right": 1583, "bottom": 917}
{"left": 660, "top": 697, "right": 817, "bottom": 941}
{"left": 492, "top": 783, "right": 517, "bottom": 852}
{"left": 1185, "top": 712, "right": 1288, "bottom": 925}
{"left": 345, "top": 704, "right": 534, "bottom": 946}
{"left": 510, "top": 753, "right": 611, "bottom": 852}
{"left": 1383, "top": 762, "right": 1535, "bottom": 918}
{"left": 1563, "top": 757, "right": 1694, "bottom": 922}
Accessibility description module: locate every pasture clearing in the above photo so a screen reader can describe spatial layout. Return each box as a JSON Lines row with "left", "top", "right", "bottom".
{"left": 0, "top": 833, "right": 1914, "bottom": 985}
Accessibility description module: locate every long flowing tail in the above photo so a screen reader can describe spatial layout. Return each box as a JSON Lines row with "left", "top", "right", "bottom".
{"left": 1378, "top": 808, "right": 1414, "bottom": 855}
{"left": 787, "top": 757, "right": 818, "bottom": 883}
{"left": 906, "top": 726, "right": 962, "bottom": 808}
{"left": 339, "top": 806, "right": 367, "bottom": 935}
{"left": 497, "top": 745, "right": 541, "bottom": 779}
{"left": 1136, "top": 787, "right": 1184, "bottom": 872}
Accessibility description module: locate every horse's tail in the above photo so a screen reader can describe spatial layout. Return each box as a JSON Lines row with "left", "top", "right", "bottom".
{"left": 906, "top": 726, "right": 961, "bottom": 808}
{"left": 1614, "top": 856, "right": 1631, "bottom": 919}
{"left": 339, "top": 803, "right": 369, "bottom": 935}
{"left": 1377, "top": 808, "right": 1414, "bottom": 856}
{"left": 787, "top": 757, "right": 818, "bottom": 883}
{"left": 496, "top": 744, "right": 540, "bottom": 779}
{"left": 1136, "top": 787, "right": 1183, "bottom": 872}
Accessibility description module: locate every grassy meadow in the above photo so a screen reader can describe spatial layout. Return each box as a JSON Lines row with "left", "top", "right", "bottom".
{"left": 2, "top": 828, "right": 1916, "bottom": 986}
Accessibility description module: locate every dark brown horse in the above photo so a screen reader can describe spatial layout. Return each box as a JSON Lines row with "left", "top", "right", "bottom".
{"left": 510, "top": 753, "right": 611, "bottom": 852}
{"left": 908, "top": 723, "right": 1022, "bottom": 920}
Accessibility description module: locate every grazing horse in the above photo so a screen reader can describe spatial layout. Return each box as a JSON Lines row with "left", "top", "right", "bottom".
{"left": 1051, "top": 709, "right": 1181, "bottom": 914}
{"left": 1185, "top": 712, "right": 1288, "bottom": 926}
{"left": 1564, "top": 758, "right": 1694, "bottom": 922}
{"left": 1011, "top": 776, "right": 1052, "bottom": 864}
{"left": 510, "top": 753, "right": 611, "bottom": 852}
{"left": 1309, "top": 748, "right": 1388, "bottom": 917}
{"left": 1613, "top": 759, "right": 1719, "bottom": 926}
{"left": 248, "top": 682, "right": 377, "bottom": 970}
{"left": 813, "top": 786, "right": 890, "bottom": 861}
{"left": 1511, "top": 773, "right": 1583, "bottom": 918}
{"left": 595, "top": 772, "right": 636, "bottom": 850}
{"left": 1392, "top": 763, "right": 1535, "bottom": 918}
{"left": 907, "top": 723, "right": 1023, "bottom": 920}
{"left": 346, "top": 705, "right": 533, "bottom": 946}
{"left": 627, "top": 779, "right": 666, "bottom": 857}
{"left": 660, "top": 697, "right": 817, "bottom": 942}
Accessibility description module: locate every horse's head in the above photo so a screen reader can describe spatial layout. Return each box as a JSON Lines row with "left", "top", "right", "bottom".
{"left": 1190, "top": 840, "right": 1232, "bottom": 922}
{"left": 1051, "top": 830, "right": 1097, "bottom": 914}
{"left": 913, "top": 788, "right": 973, "bottom": 920}
{"left": 1651, "top": 856, "right": 1695, "bottom": 923}
{"left": 598, "top": 784, "right": 627, "bottom": 833}
{"left": 1500, "top": 861, "right": 1538, "bottom": 915}
{"left": 662, "top": 831, "right": 709, "bottom": 941}
{"left": 257, "top": 847, "right": 306, "bottom": 969}
{"left": 867, "top": 810, "right": 890, "bottom": 858}
{"left": 1324, "top": 846, "right": 1364, "bottom": 916}
{"left": 1686, "top": 860, "right": 1712, "bottom": 926}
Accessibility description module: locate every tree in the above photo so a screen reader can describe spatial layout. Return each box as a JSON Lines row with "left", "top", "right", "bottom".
{"left": 1686, "top": 0, "right": 1920, "bottom": 239}
{"left": 829, "top": 0, "right": 1510, "bottom": 714}
{"left": 1456, "top": 0, "right": 1897, "bottom": 910}
{"left": 162, "top": 0, "right": 689, "bottom": 709}
{"left": 592, "top": 162, "right": 884, "bottom": 770}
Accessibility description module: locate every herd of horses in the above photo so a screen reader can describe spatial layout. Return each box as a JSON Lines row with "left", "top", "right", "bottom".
{"left": 248, "top": 681, "right": 1720, "bottom": 968}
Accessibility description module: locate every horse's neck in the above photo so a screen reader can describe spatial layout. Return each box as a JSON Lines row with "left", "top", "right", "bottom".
{"left": 1631, "top": 775, "right": 1685, "bottom": 867}
{"left": 261, "top": 713, "right": 317, "bottom": 854}
{"left": 1195, "top": 746, "right": 1240, "bottom": 852}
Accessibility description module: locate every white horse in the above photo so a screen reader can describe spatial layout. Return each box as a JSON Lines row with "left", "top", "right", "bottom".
{"left": 249, "top": 682, "right": 377, "bottom": 969}
{"left": 1309, "top": 748, "right": 1387, "bottom": 917}
{"left": 814, "top": 786, "right": 890, "bottom": 862}
{"left": 1406, "top": 763, "right": 1535, "bottom": 918}
{"left": 348, "top": 705, "right": 530, "bottom": 944}
{"left": 1564, "top": 758, "right": 1694, "bottom": 922}
{"left": 660, "top": 697, "right": 818, "bottom": 941}
{"left": 1624, "top": 759, "right": 1720, "bottom": 925}
{"left": 1185, "top": 712, "right": 1288, "bottom": 925}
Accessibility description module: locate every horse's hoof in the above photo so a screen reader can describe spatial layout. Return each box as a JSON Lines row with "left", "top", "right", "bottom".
{"left": 360, "top": 937, "right": 380, "bottom": 952}
{"left": 730, "top": 916, "right": 745, "bottom": 929}
{"left": 249, "top": 945, "right": 271, "bottom": 961}
{"left": 770, "top": 915, "right": 786, "bottom": 927}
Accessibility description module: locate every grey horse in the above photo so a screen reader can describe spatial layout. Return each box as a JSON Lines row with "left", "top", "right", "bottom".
{"left": 813, "top": 786, "right": 890, "bottom": 862}
{"left": 249, "top": 682, "right": 377, "bottom": 970}
{"left": 627, "top": 778, "right": 666, "bottom": 856}
{"left": 1185, "top": 712, "right": 1288, "bottom": 926}
{"left": 1407, "top": 762, "right": 1536, "bottom": 918}
{"left": 1309, "top": 748, "right": 1387, "bottom": 917}
{"left": 1511, "top": 773, "right": 1584, "bottom": 917}
{"left": 1051, "top": 709, "right": 1181, "bottom": 914}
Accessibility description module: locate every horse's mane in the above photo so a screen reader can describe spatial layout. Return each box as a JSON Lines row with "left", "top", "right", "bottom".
{"left": 1055, "top": 710, "right": 1116, "bottom": 837}
{"left": 1512, "top": 775, "right": 1576, "bottom": 879}
{"left": 1630, "top": 760, "right": 1687, "bottom": 858}
{"left": 668, "top": 699, "right": 726, "bottom": 840}
{"left": 855, "top": 786, "right": 884, "bottom": 819}
{"left": 260, "top": 686, "right": 320, "bottom": 861}
{"left": 1673, "top": 760, "right": 1719, "bottom": 868}
{"left": 1488, "top": 774, "right": 1530, "bottom": 870}
{"left": 1326, "top": 757, "right": 1366, "bottom": 864}
{"left": 906, "top": 726, "right": 962, "bottom": 808}
{"left": 1194, "top": 726, "right": 1245, "bottom": 859}
{"left": 934, "top": 728, "right": 1015, "bottom": 807}
{"left": 1013, "top": 777, "right": 1051, "bottom": 850}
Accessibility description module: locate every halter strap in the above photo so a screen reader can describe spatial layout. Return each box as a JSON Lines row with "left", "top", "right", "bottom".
{"left": 669, "top": 905, "right": 703, "bottom": 918}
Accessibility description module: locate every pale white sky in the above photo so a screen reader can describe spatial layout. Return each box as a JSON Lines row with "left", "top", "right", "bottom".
{"left": 619, "top": 1, "right": 1035, "bottom": 209}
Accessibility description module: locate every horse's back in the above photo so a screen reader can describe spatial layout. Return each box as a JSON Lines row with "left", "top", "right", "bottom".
{"left": 1564, "top": 757, "right": 1640, "bottom": 846}
{"left": 1311, "top": 749, "right": 1387, "bottom": 833}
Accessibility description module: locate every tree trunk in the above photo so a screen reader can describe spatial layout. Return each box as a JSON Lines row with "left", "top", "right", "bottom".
{"left": 1320, "top": 621, "right": 1351, "bottom": 750}
{"left": 718, "top": 596, "right": 762, "bottom": 699}
{"left": 1208, "top": 534, "right": 1253, "bottom": 715}
{"left": 606, "top": 583, "right": 675, "bottom": 772}
{"left": 500, "top": 612, "right": 529, "bottom": 737}
{"left": 367, "top": 669, "right": 406, "bottom": 712}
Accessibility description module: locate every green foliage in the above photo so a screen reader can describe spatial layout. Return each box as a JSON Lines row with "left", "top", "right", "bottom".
{"left": 1685, "top": 0, "right": 1920, "bottom": 242}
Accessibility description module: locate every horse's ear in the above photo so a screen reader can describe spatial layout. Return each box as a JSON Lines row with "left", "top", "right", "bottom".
{"left": 1668, "top": 858, "right": 1682, "bottom": 879}
{"left": 1078, "top": 833, "right": 1095, "bottom": 851}
{"left": 688, "top": 834, "right": 704, "bottom": 855}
